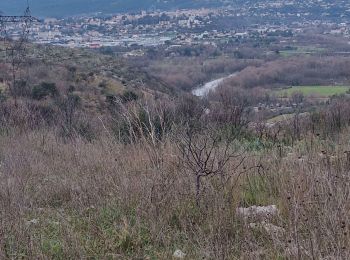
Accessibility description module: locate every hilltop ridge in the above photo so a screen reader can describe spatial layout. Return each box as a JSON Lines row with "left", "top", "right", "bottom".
{"left": 1, "top": 0, "right": 226, "bottom": 17}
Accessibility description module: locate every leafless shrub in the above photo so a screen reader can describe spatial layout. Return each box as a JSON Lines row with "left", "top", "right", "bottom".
{"left": 175, "top": 121, "right": 248, "bottom": 206}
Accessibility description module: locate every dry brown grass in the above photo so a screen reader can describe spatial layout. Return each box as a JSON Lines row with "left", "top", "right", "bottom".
{"left": 0, "top": 123, "right": 349, "bottom": 259}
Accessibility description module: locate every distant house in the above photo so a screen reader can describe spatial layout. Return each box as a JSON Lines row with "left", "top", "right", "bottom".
{"left": 89, "top": 43, "right": 101, "bottom": 49}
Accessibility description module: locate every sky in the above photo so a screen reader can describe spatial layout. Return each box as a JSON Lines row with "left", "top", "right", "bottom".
{"left": 0, "top": 0, "right": 224, "bottom": 17}
{"left": 2, "top": 0, "right": 117, "bottom": 17}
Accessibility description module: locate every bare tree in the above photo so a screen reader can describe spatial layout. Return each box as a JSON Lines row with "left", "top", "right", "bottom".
{"left": 176, "top": 122, "right": 247, "bottom": 206}
{"left": 0, "top": 5, "right": 38, "bottom": 99}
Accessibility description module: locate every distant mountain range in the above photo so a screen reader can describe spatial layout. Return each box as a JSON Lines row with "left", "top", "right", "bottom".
{"left": 0, "top": 0, "right": 229, "bottom": 17}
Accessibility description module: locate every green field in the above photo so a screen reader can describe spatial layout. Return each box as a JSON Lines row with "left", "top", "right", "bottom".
{"left": 275, "top": 86, "right": 350, "bottom": 97}
{"left": 279, "top": 46, "right": 326, "bottom": 57}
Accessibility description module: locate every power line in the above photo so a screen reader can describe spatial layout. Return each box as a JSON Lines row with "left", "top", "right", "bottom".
{"left": 0, "top": 4, "right": 39, "bottom": 26}
{"left": 0, "top": 15, "right": 38, "bottom": 23}
{"left": 0, "top": 3, "right": 40, "bottom": 99}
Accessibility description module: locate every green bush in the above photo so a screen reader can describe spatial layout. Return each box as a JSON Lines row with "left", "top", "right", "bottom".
{"left": 32, "top": 82, "right": 59, "bottom": 100}
{"left": 121, "top": 90, "right": 139, "bottom": 103}
{"left": 0, "top": 89, "right": 6, "bottom": 102}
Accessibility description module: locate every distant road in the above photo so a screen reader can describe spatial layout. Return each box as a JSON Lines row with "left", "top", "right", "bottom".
{"left": 192, "top": 72, "right": 238, "bottom": 97}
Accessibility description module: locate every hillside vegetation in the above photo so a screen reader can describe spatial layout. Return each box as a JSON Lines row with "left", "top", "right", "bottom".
{"left": 0, "top": 43, "right": 350, "bottom": 259}
{"left": 0, "top": 27, "right": 350, "bottom": 259}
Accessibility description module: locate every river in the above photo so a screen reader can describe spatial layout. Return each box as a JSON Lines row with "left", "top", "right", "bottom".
{"left": 192, "top": 72, "right": 238, "bottom": 97}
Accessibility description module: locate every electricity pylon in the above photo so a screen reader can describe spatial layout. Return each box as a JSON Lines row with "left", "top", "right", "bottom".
{"left": 0, "top": 7, "right": 38, "bottom": 24}
{"left": 0, "top": 4, "right": 39, "bottom": 34}
{"left": 0, "top": 4, "right": 39, "bottom": 99}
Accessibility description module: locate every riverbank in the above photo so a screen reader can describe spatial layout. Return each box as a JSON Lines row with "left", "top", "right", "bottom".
{"left": 192, "top": 72, "right": 238, "bottom": 97}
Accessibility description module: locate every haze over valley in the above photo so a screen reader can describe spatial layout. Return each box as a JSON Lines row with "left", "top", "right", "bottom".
{"left": 2, "top": 0, "right": 227, "bottom": 17}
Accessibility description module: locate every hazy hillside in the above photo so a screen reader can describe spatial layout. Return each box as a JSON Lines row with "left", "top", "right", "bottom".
{"left": 0, "top": 0, "right": 226, "bottom": 17}
{"left": 2, "top": 0, "right": 348, "bottom": 17}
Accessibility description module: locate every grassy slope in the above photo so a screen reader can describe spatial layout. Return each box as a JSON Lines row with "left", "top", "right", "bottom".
{"left": 1, "top": 42, "right": 350, "bottom": 259}
{"left": 1, "top": 124, "right": 350, "bottom": 258}
{"left": 275, "top": 85, "right": 350, "bottom": 97}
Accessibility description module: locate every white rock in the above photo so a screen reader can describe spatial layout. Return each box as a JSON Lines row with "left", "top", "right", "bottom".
{"left": 286, "top": 153, "right": 295, "bottom": 158}
{"left": 262, "top": 223, "right": 285, "bottom": 236}
{"left": 236, "top": 205, "right": 279, "bottom": 220}
{"left": 249, "top": 222, "right": 285, "bottom": 235}
{"left": 26, "top": 219, "right": 39, "bottom": 226}
{"left": 248, "top": 223, "right": 259, "bottom": 228}
{"left": 173, "top": 249, "right": 186, "bottom": 258}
